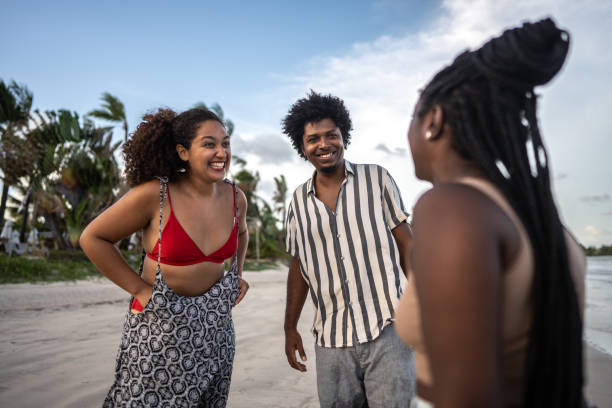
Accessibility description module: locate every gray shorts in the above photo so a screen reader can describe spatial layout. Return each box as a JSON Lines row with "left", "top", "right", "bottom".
{"left": 314, "top": 324, "right": 415, "bottom": 408}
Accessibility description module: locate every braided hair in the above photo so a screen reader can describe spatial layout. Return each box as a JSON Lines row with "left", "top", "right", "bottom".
{"left": 123, "top": 108, "right": 224, "bottom": 186}
{"left": 417, "top": 18, "right": 583, "bottom": 407}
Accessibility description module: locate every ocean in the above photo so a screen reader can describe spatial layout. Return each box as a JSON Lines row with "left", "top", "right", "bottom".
{"left": 585, "top": 256, "right": 612, "bottom": 356}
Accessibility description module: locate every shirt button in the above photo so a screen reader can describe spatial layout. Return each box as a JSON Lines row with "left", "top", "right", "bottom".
{"left": 336, "top": 233, "right": 341, "bottom": 238}
{"left": 341, "top": 256, "right": 345, "bottom": 260}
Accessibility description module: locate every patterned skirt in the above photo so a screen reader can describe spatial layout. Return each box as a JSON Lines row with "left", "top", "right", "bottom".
{"left": 104, "top": 261, "right": 239, "bottom": 408}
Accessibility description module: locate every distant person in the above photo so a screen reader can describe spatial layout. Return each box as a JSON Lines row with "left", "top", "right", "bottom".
{"left": 282, "top": 91, "right": 415, "bottom": 407}
{"left": 80, "top": 107, "right": 249, "bottom": 407}
{"left": 394, "top": 18, "right": 587, "bottom": 407}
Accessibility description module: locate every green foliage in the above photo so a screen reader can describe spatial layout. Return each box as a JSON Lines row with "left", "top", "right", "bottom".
{"left": 87, "top": 92, "right": 128, "bottom": 141}
{"left": 46, "top": 249, "right": 90, "bottom": 262}
{"left": 0, "top": 251, "right": 275, "bottom": 283}
{"left": 242, "top": 259, "right": 282, "bottom": 271}
{"left": 2, "top": 90, "right": 290, "bottom": 266}
{"left": 230, "top": 157, "right": 289, "bottom": 259}
{"left": 0, "top": 253, "right": 100, "bottom": 283}
{"left": 0, "top": 250, "right": 142, "bottom": 283}
{"left": 1, "top": 79, "right": 34, "bottom": 230}
{"left": 192, "top": 101, "right": 235, "bottom": 137}
{"left": 583, "top": 244, "right": 612, "bottom": 256}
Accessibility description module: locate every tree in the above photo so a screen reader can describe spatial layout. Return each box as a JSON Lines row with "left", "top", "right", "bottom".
{"left": 231, "top": 156, "right": 285, "bottom": 259}
{"left": 192, "top": 102, "right": 235, "bottom": 137}
{"left": 272, "top": 174, "right": 288, "bottom": 242}
{"left": 87, "top": 92, "right": 128, "bottom": 142}
{"left": 17, "top": 110, "right": 121, "bottom": 249}
{"left": 0, "top": 80, "right": 33, "bottom": 230}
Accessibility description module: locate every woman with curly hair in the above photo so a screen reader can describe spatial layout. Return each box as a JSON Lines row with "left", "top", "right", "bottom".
{"left": 395, "top": 18, "right": 587, "bottom": 407}
{"left": 80, "top": 107, "right": 249, "bottom": 407}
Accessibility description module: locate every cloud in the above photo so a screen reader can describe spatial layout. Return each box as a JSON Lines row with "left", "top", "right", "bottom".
{"left": 281, "top": 0, "right": 612, "bottom": 243}
{"left": 231, "top": 133, "right": 295, "bottom": 165}
{"left": 580, "top": 194, "right": 610, "bottom": 203}
{"left": 583, "top": 225, "right": 612, "bottom": 244}
{"left": 375, "top": 143, "right": 407, "bottom": 157}
{"left": 603, "top": 211, "right": 612, "bottom": 216}
{"left": 234, "top": 0, "right": 611, "bottom": 244}
{"left": 585, "top": 225, "right": 601, "bottom": 235}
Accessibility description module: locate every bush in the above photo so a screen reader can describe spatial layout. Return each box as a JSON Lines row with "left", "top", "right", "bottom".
{"left": 47, "top": 250, "right": 90, "bottom": 262}
{"left": 0, "top": 253, "right": 100, "bottom": 283}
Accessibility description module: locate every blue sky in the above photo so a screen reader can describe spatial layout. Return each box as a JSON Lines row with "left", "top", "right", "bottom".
{"left": 2, "top": 0, "right": 611, "bottom": 246}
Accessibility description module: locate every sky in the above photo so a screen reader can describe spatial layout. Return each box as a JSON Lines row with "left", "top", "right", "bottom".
{"left": 2, "top": 0, "right": 611, "bottom": 246}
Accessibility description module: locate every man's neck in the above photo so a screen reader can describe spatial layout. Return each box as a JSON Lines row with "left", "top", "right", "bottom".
{"left": 314, "top": 160, "right": 346, "bottom": 191}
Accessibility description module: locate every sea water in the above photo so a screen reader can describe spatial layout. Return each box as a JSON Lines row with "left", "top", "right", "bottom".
{"left": 585, "top": 256, "right": 612, "bottom": 356}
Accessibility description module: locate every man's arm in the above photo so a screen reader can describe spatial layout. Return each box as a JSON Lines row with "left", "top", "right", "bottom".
{"left": 392, "top": 222, "right": 413, "bottom": 277}
{"left": 284, "top": 256, "right": 309, "bottom": 372}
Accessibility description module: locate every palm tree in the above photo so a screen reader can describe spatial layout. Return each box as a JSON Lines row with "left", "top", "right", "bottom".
{"left": 87, "top": 92, "right": 128, "bottom": 142}
{"left": 0, "top": 80, "right": 33, "bottom": 230}
{"left": 11, "top": 109, "right": 120, "bottom": 248}
{"left": 272, "top": 175, "right": 288, "bottom": 224}
{"left": 192, "top": 102, "right": 235, "bottom": 137}
{"left": 272, "top": 175, "right": 288, "bottom": 247}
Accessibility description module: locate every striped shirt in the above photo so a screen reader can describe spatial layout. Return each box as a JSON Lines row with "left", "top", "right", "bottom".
{"left": 285, "top": 160, "right": 409, "bottom": 348}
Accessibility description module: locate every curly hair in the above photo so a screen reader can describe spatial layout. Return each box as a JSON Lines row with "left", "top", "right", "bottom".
{"left": 281, "top": 90, "right": 353, "bottom": 160}
{"left": 122, "top": 108, "right": 223, "bottom": 186}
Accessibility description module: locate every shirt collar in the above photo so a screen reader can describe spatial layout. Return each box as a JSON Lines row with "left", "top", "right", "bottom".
{"left": 307, "top": 160, "right": 354, "bottom": 195}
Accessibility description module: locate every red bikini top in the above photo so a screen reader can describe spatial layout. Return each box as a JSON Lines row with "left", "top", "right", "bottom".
{"left": 147, "top": 183, "right": 238, "bottom": 265}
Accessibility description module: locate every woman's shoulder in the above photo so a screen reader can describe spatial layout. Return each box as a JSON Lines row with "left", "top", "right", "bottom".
{"left": 121, "top": 179, "right": 166, "bottom": 209}
{"left": 225, "top": 180, "right": 247, "bottom": 213}
{"left": 413, "top": 182, "right": 512, "bottom": 238}
{"left": 131, "top": 179, "right": 166, "bottom": 196}
{"left": 415, "top": 182, "right": 495, "bottom": 216}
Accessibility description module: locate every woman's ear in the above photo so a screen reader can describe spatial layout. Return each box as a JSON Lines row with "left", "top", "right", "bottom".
{"left": 426, "top": 105, "right": 445, "bottom": 140}
{"left": 176, "top": 144, "right": 189, "bottom": 161}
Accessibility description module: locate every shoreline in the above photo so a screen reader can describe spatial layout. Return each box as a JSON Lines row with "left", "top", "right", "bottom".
{"left": 0, "top": 272, "right": 610, "bottom": 407}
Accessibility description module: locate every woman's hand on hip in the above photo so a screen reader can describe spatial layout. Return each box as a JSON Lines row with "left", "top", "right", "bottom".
{"left": 234, "top": 277, "right": 249, "bottom": 306}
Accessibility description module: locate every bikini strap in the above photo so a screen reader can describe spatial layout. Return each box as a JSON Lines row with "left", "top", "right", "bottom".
{"left": 137, "top": 249, "right": 146, "bottom": 276}
{"left": 226, "top": 178, "right": 239, "bottom": 265}
{"left": 155, "top": 176, "right": 168, "bottom": 270}
{"left": 233, "top": 181, "right": 238, "bottom": 220}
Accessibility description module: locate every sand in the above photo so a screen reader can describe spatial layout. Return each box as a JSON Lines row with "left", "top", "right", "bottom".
{"left": 0, "top": 270, "right": 609, "bottom": 407}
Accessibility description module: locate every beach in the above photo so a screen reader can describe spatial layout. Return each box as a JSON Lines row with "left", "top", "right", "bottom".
{"left": 1, "top": 264, "right": 611, "bottom": 407}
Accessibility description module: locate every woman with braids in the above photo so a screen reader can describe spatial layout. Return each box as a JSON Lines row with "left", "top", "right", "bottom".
{"left": 395, "top": 18, "right": 587, "bottom": 407}
{"left": 80, "top": 107, "right": 249, "bottom": 407}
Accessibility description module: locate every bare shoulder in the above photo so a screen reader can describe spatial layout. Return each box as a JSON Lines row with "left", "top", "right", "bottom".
{"left": 415, "top": 183, "right": 506, "bottom": 227}
{"left": 122, "top": 179, "right": 164, "bottom": 209}
{"left": 413, "top": 183, "right": 514, "bottom": 249}
{"left": 235, "top": 185, "right": 248, "bottom": 214}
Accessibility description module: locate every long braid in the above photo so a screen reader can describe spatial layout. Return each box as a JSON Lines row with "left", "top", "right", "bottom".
{"left": 418, "top": 18, "right": 583, "bottom": 407}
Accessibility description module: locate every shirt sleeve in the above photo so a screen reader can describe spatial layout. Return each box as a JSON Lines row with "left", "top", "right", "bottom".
{"left": 382, "top": 168, "right": 409, "bottom": 229}
{"left": 285, "top": 201, "right": 299, "bottom": 257}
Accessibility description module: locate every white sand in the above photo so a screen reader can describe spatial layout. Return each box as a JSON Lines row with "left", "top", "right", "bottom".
{"left": 0, "top": 270, "right": 317, "bottom": 408}
{"left": 0, "top": 270, "right": 610, "bottom": 407}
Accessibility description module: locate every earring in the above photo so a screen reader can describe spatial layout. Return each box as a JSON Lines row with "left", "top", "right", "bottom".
{"left": 425, "top": 130, "right": 433, "bottom": 140}
{"left": 178, "top": 168, "right": 186, "bottom": 173}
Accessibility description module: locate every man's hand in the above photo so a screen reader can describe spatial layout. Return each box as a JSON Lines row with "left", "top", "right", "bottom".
{"left": 234, "top": 277, "right": 249, "bottom": 306}
{"left": 285, "top": 328, "right": 307, "bottom": 372}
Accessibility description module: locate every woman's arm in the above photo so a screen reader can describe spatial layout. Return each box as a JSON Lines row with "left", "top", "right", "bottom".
{"left": 80, "top": 180, "right": 159, "bottom": 306}
{"left": 411, "top": 184, "right": 505, "bottom": 408}
{"left": 234, "top": 188, "right": 249, "bottom": 305}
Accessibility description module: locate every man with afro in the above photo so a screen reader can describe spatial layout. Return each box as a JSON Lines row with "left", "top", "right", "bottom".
{"left": 282, "top": 91, "right": 415, "bottom": 407}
